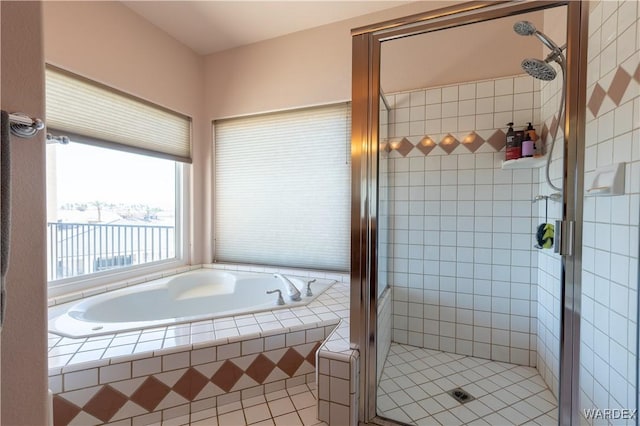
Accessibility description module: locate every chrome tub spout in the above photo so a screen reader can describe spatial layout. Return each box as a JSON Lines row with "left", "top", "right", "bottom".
{"left": 273, "top": 274, "right": 301, "bottom": 301}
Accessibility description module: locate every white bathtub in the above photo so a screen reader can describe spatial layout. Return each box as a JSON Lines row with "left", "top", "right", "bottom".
{"left": 49, "top": 269, "right": 335, "bottom": 338}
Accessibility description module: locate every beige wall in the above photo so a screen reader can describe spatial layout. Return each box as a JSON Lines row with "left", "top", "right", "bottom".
{"left": 204, "top": 1, "right": 458, "bottom": 120}
{"left": 43, "top": 0, "right": 211, "bottom": 264}
{"left": 1, "top": 2, "right": 48, "bottom": 425}
{"left": 203, "top": 3, "right": 545, "bottom": 120}
{"left": 381, "top": 10, "right": 545, "bottom": 93}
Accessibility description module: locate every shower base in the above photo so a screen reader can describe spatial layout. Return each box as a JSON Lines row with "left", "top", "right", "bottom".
{"left": 377, "top": 343, "right": 558, "bottom": 425}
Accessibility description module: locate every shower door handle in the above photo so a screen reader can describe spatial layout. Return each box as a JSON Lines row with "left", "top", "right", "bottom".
{"left": 554, "top": 220, "right": 574, "bottom": 256}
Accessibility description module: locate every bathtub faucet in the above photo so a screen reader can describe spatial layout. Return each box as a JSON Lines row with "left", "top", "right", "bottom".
{"left": 273, "top": 274, "right": 301, "bottom": 301}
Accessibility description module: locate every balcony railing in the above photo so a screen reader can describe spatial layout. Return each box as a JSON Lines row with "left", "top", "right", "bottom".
{"left": 47, "top": 222, "right": 175, "bottom": 282}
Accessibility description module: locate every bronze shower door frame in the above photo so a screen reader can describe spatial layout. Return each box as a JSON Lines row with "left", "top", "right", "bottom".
{"left": 350, "top": 1, "right": 588, "bottom": 424}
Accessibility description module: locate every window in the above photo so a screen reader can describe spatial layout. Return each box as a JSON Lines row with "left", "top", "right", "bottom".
{"left": 214, "top": 103, "right": 351, "bottom": 271}
{"left": 46, "top": 67, "right": 190, "bottom": 289}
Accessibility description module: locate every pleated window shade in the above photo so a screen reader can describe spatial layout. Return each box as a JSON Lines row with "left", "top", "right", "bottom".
{"left": 214, "top": 103, "right": 351, "bottom": 272}
{"left": 45, "top": 67, "right": 192, "bottom": 162}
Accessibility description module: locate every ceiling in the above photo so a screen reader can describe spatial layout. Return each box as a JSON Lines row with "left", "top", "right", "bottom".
{"left": 122, "top": 1, "right": 411, "bottom": 55}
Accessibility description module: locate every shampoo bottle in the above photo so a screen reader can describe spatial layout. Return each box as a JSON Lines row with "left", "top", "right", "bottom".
{"left": 526, "top": 122, "right": 538, "bottom": 141}
{"left": 525, "top": 122, "right": 541, "bottom": 157}
{"left": 522, "top": 133, "right": 534, "bottom": 157}
{"left": 505, "top": 122, "right": 519, "bottom": 161}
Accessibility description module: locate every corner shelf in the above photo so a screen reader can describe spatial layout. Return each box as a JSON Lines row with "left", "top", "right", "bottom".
{"left": 501, "top": 156, "right": 547, "bottom": 169}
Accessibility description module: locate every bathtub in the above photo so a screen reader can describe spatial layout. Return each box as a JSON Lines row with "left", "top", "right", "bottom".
{"left": 49, "top": 269, "right": 335, "bottom": 338}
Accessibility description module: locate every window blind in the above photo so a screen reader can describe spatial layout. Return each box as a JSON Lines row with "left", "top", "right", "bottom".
{"left": 214, "top": 103, "right": 351, "bottom": 271}
{"left": 45, "top": 67, "right": 191, "bottom": 163}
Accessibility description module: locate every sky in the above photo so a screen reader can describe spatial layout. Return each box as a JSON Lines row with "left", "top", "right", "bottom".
{"left": 49, "top": 142, "right": 176, "bottom": 213}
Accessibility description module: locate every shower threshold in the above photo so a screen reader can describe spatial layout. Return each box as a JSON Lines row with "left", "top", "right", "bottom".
{"left": 377, "top": 343, "right": 557, "bottom": 425}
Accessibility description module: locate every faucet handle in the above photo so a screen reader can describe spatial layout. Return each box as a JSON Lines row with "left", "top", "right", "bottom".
{"left": 266, "top": 289, "right": 285, "bottom": 305}
{"left": 305, "top": 279, "right": 316, "bottom": 297}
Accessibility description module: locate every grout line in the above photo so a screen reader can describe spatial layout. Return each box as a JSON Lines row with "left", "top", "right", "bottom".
{"left": 377, "top": 343, "right": 557, "bottom": 425}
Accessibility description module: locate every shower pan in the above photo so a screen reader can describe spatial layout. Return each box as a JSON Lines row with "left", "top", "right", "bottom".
{"left": 350, "top": 1, "right": 590, "bottom": 425}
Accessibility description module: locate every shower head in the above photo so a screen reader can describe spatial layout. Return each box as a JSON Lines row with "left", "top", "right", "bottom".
{"left": 521, "top": 58, "right": 557, "bottom": 81}
{"left": 513, "top": 20, "right": 562, "bottom": 54}
{"left": 513, "top": 20, "right": 537, "bottom": 36}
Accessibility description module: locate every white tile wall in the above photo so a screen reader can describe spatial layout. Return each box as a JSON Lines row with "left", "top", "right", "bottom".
{"left": 579, "top": 1, "right": 640, "bottom": 422}
{"left": 534, "top": 48, "right": 565, "bottom": 399}
{"left": 385, "top": 75, "right": 542, "bottom": 367}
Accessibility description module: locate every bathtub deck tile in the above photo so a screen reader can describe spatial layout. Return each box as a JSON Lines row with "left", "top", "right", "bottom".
{"left": 139, "top": 330, "right": 167, "bottom": 343}
{"left": 192, "top": 339, "right": 223, "bottom": 351}
{"left": 189, "top": 322, "right": 213, "bottom": 334}
{"left": 134, "top": 340, "right": 164, "bottom": 354}
{"left": 237, "top": 325, "right": 262, "bottom": 336}
{"left": 67, "top": 351, "right": 109, "bottom": 369}
{"left": 157, "top": 340, "right": 191, "bottom": 353}
{"left": 50, "top": 273, "right": 349, "bottom": 425}
{"left": 216, "top": 328, "right": 240, "bottom": 339}
{"left": 81, "top": 339, "right": 113, "bottom": 352}
{"left": 260, "top": 322, "right": 288, "bottom": 334}
{"left": 63, "top": 358, "right": 110, "bottom": 375}
{"left": 190, "top": 332, "right": 217, "bottom": 346}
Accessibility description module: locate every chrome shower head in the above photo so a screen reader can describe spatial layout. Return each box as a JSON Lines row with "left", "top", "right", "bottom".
{"left": 521, "top": 58, "right": 557, "bottom": 81}
{"left": 513, "top": 20, "right": 562, "bottom": 54}
{"left": 513, "top": 20, "right": 536, "bottom": 36}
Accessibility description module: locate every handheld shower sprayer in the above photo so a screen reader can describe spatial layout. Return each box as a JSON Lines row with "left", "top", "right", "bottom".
{"left": 513, "top": 21, "right": 562, "bottom": 55}
{"left": 513, "top": 20, "right": 566, "bottom": 192}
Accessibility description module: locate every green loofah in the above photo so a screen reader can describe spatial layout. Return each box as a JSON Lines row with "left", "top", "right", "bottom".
{"left": 536, "top": 223, "right": 554, "bottom": 249}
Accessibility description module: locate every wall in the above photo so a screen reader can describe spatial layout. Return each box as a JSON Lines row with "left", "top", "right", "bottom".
{"left": 42, "top": 1, "right": 210, "bottom": 265}
{"left": 385, "top": 74, "right": 541, "bottom": 366}
{"left": 50, "top": 325, "right": 326, "bottom": 426}
{"left": 0, "top": 1, "right": 48, "bottom": 424}
{"left": 380, "top": 11, "right": 544, "bottom": 93}
{"left": 580, "top": 0, "right": 639, "bottom": 420}
{"left": 203, "top": 1, "right": 468, "bottom": 120}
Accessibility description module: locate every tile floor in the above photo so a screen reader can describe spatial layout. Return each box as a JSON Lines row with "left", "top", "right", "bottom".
{"left": 377, "top": 343, "right": 558, "bottom": 426}
{"left": 153, "top": 383, "right": 327, "bottom": 426}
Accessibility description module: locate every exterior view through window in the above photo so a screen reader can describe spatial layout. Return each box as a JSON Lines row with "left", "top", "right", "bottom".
{"left": 46, "top": 142, "right": 178, "bottom": 282}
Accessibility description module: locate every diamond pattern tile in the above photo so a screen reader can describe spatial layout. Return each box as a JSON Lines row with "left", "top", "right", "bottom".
{"left": 130, "top": 376, "right": 171, "bottom": 412}
{"left": 277, "top": 347, "right": 305, "bottom": 377}
{"left": 587, "top": 83, "right": 606, "bottom": 117}
{"left": 416, "top": 136, "right": 437, "bottom": 156}
{"left": 461, "top": 131, "right": 485, "bottom": 153}
{"left": 391, "top": 137, "right": 414, "bottom": 157}
{"left": 486, "top": 129, "right": 506, "bottom": 152}
{"left": 49, "top": 280, "right": 341, "bottom": 426}
{"left": 82, "top": 385, "right": 128, "bottom": 423}
{"left": 53, "top": 395, "right": 81, "bottom": 426}
{"left": 246, "top": 354, "right": 277, "bottom": 384}
{"left": 211, "top": 360, "right": 244, "bottom": 392}
{"left": 608, "top": 67, "right": 632, "bottom": 106}
{"left": 634, "top": 63, "right": 640, "bottom": 83}
{"left": 172, "top": 367, "right": 209, "bottom": 401}
{"left": 439, "top": 134, "right": 459, "bottom": 155}
{"left": 306, "top": 341, "right": 322, "bottom": 367}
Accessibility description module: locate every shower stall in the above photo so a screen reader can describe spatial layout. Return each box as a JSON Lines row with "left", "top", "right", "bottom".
{"left": 349, "top": 1, "right": 639, "bottom": 424}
